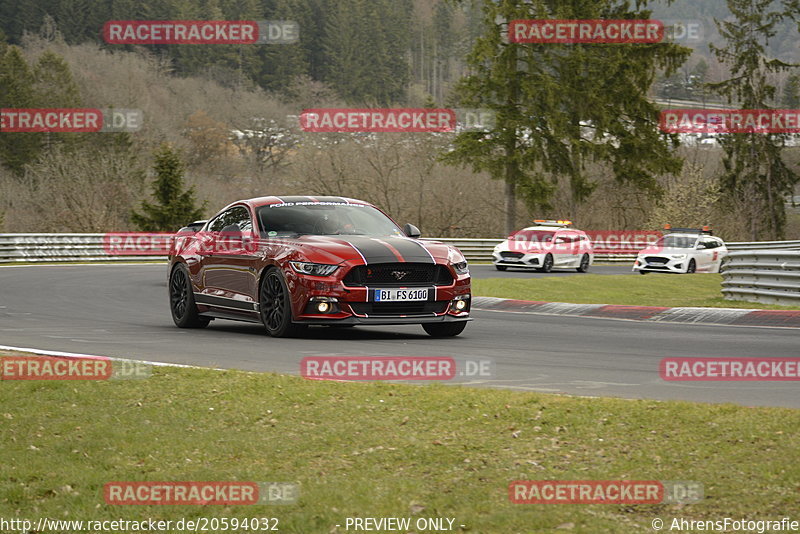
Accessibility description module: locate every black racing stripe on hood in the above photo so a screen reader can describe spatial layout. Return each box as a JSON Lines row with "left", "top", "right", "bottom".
{"left": 334, "top": 236, "right": 399, "bottom": 264}
{"left": 378, "top": 237, "right": 435, "bottom": 263}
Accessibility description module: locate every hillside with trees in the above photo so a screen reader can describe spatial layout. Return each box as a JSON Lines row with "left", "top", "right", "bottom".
{"left": 1, "top": 0, "right": 799, "bottom": 240}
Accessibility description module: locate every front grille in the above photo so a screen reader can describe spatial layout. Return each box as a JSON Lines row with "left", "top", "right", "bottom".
{"left": 500, "top": 251, "right": 524, "bottom": 259}
{"left": 343, "top": 263, "right": 454, "bottom": 287}
{"left": 645, "top": 256, "right": 669, "bottom": 264}
{"left": 349, "top": 301, "right": 449, "bottom": 316}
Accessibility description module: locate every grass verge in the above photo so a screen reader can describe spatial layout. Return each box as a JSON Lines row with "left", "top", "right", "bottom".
{"left": 1, "top": 351, "right": 798, "bottom": 533}
{"left": 473, "top": 274, "right": 800, "bottom": 310}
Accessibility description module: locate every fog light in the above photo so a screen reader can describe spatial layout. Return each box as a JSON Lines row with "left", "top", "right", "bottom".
{"left": 308, "top": 296, "right": 338, "bottom": 315}
{"left": 455, "top": 299, "right": 467, "bottom": 311}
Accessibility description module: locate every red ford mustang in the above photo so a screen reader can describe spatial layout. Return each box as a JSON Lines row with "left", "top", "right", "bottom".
{"left": 168, "top": 196, "right": 471, "bottom": 337}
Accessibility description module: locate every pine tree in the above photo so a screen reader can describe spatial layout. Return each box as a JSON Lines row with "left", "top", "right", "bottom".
{"left": 782, "top": 73, "right": 800, "bottom": 107}
{"left": 323, "top": 0, "right": 411, "bottom": 105}
{"left": 709, "top": 0, "right": 799, "bottom": 239}
{"left": 0, "top": 46, "right": 43, "bottom": 175}
{"left": 131, "top": 144, "right": 206, "bottom": 232}
{"left": 442, "top": 0, "right": 691, "bottom": 234}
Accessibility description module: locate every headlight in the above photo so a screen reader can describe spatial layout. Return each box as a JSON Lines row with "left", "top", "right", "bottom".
{"left": 289, "top": 261, "right": 339, "bottom": 276}
{"left": 452, "top": 261, "right": 469, "bottom": 275}
{"left": 671, "top": 254, "right": 687, "bottom": 260}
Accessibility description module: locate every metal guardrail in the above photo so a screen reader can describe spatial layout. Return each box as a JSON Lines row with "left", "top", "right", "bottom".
{"left": 726, "top": 240, "right": 800, "bottom": 251}
{"left": 0, "top": 234, "right": 164, "bottom": 263}
{"left": 0, "top": 235, "right": 636, "bottom": 264}
{"left": 1, "top": 234, "right": 799, "bottom": 265}
{"left": 721, "top": 250, "right": 800, "bottom": 306}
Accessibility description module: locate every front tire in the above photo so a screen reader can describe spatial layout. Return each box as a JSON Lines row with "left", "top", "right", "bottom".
{"left": 169, "top": 264, "right": 210, "bottom": 328}
{"left": 495, "top": 265, "right": 508, "bottom": 271}
{"left": 576, "top": 254, "right": 590, "bottom": 273}
{"left": 686, "top": 259, "right": 696, "bottom": 274}
{"left": 538, "top": 254, "right": 554, "bottom": 273}
{"left": 422, "top": 321, "right": 467, "bottom": 337}
{"left": 259, "top": 267, "right": 306, "bottom": 338}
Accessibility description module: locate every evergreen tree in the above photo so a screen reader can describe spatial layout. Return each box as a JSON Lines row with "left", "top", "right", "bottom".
{"left": 782, "top": 73, "right": 800, "bottom": 107}
{"left": 258, "top": 0, "right": 313, "bottom": 92}
{"left": 323, "top": 0, "right": 411, "bottom": 105}
{"left": 0, "top": 46, "right": 43, "bottom": 174}
{"left": 709, "top": 0, "right": 799, "bottom": 239}
{"left": 443, "top": 0, "right": 691, "bottom": 234}
{"left": 131, "top": 144, "right": 206, "bottom": 232}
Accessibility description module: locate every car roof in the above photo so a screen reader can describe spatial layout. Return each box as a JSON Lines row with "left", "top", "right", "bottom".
{"left": 663, "top": 233, "right": 724, "bottom": 241}
{"left": 517, "top": 225, "right": 579, "bottom": 232}
{"left": 234, "top": 195, "right": 373, "bottom": 209}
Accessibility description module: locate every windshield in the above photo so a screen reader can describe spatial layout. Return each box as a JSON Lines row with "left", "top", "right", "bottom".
{"left": 257, "top": 202, "right": 404, "bottom": 237}
{"left": 656, "top": 235, "right": 698, "bottom": 249}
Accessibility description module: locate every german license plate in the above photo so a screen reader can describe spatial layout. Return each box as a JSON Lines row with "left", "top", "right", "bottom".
{"left": 374, "top": 288, "right": 428, "bottom": 302}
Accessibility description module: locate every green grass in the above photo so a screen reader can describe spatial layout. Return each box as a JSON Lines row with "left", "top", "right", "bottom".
{"left": 2, "top": 353, "right": 799, "bottom": 533}
{"left": 474, "top": 274, "right": 800, "bottom": 310}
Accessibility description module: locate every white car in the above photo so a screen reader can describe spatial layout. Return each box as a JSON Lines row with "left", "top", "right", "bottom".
{"left": 633, "top": 228, "right": 727, "bottom": 274}
{"left": 492, "top": 220, "right": 594, "bottom": 273}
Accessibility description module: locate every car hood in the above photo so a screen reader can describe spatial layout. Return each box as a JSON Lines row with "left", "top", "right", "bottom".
{"left": 638, "top": 246, "right": 694, "bottom": 256}
{"left": 289, "top": 235, "right": 457, "bottom": 265}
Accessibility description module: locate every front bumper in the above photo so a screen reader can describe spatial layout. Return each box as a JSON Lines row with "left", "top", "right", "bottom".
{"left": 286, "top": 268, "right": 472, "bottom": 324}
{"left": 633, "top": 256, "right": 689, "bottom": 273}
{"left": 492, "top": 251, "right": 543, "bottom": 268}
{"left": 295, "top": 314, "right": 472, "bottom": 326}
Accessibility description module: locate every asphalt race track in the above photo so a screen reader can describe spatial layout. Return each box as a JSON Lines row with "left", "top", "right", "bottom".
{"left": 469, "top": 264, "right": 633, "bottom": 278}
{"left": 1, "top": 264, "right": 797, "bottom": 408}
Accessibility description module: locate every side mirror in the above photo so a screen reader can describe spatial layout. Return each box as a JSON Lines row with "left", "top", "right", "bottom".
{"left": 403, "top": 223, "right": 421, "bottom": 238}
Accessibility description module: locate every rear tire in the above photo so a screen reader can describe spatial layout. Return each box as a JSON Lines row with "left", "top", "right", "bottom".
{"left": 576, "top": 254, "right": 590, "bottom": 273}
{"left": 422, "top": 321, "right": 467, "bottom": 337}
{"left": 639, "top": 270, "right": 648, "bottom": 275}
{"left": 259, "top": 267, "right": 306, "bottom": 338}
{"left": 495, "top": 265, "right": 508, "bottom": 271}
{"left": 169, "top": 264, "right": 210, "bottom": 328}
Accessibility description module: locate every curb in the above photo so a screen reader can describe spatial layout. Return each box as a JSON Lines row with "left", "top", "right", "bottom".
{"left": 471, "top": 297, "right": 800, "bottom": 328}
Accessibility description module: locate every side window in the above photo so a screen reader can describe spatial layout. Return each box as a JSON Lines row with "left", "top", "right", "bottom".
{"left": 208, "top": 206, "right": 252, "bottom": 233}
{"left": 703, "top": 238, "right": 718, "bottom": 249}
{"left": 559, "top": 233, "right": 578, "bottom": 243}
{"left": 208, "top": 213, "right": 228, "bottom": 232}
